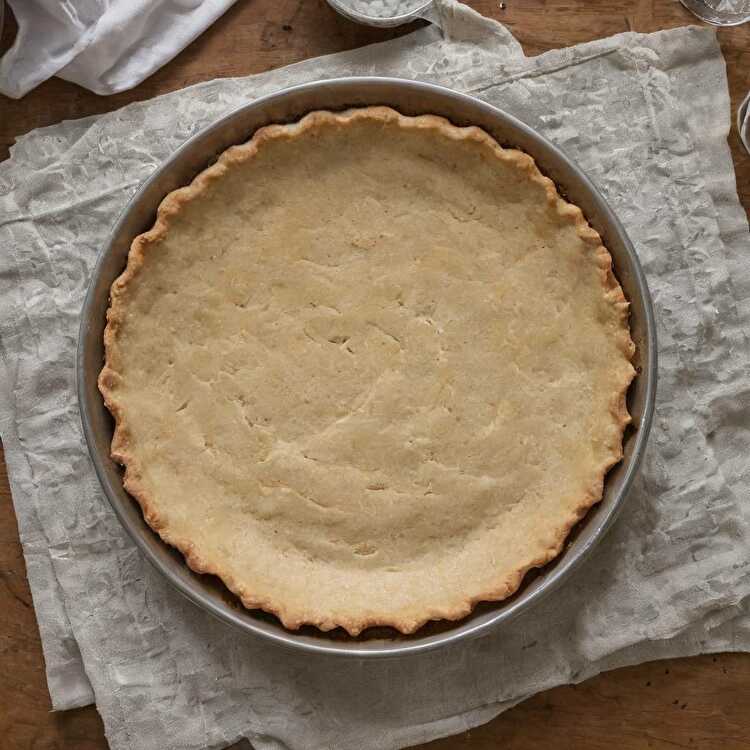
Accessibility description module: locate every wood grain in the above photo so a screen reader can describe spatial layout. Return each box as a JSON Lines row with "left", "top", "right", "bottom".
{"left": 1, "top": 1, "right": 749, "bottom": 748}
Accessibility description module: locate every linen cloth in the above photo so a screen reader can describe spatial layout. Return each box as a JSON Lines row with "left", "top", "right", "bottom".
{"left": 0, "top": 0, "right": 239, "bottom": 98}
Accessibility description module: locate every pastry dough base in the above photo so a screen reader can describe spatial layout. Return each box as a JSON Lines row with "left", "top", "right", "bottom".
{"left": 99, "top": 107, "right": 635, "bottom": 635}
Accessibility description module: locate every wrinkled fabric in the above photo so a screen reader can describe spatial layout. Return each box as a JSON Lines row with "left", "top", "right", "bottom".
{"left": 0, "top": 0, "right": 238, "bottom": 98}
{"left": 1, "top": 3, "right": 749, "bottom": 750}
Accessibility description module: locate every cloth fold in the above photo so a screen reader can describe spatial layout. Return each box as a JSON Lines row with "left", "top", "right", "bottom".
{"left": 0, "top": 0, "right": 239, "bottom": 98}
{"left": 1, "top": 4, "right": 749, "bottom": 749}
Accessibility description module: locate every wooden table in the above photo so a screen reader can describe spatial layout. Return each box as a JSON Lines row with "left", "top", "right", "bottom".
{"left": 1, "top": 2, "right": 748, "bottom": 748}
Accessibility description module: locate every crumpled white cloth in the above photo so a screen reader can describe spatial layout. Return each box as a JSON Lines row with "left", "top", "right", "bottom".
{"left": 1, "top": 3, "right": 750, "bottom": 750}
{"left": 0, "top": 0, "right": 238, "bottom": 98}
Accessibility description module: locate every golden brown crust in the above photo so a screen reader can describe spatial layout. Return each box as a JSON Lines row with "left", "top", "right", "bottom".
{"left": 99, "top": 106, "right": 635, "bottom": 636}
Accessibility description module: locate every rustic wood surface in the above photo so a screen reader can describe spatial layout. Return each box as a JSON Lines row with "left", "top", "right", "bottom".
{"left": 1, "top": 1, "right": 749, "bottom": 748}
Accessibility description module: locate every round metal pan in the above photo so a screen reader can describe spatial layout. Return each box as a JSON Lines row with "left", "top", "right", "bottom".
{"left": 78, "top": 77, "right": 657, "bottom": 658}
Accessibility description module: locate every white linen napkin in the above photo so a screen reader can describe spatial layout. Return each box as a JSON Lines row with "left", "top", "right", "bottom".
{"left": 0, "top": 0, "right": 238, "bottom": 98}
{"left": 1, "top": 3, "right": 749, "bottom": 749}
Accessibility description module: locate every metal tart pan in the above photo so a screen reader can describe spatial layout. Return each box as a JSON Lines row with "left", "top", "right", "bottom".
{"left": 78, "top": 77, "right": 657, "bottom": 657}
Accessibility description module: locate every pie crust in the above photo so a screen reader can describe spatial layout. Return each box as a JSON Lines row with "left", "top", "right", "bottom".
{"left": 99, "top": 106, "right": 635, "bottom": 635}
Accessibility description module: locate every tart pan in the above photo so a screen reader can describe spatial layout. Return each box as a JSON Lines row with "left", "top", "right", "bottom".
{"left": 78, "top": 77, "right": 657, "bottom": 657}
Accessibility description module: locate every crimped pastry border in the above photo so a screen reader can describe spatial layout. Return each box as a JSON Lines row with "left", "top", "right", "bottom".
{"left": 98, "top": 106, "right": 636, "bottom": 636}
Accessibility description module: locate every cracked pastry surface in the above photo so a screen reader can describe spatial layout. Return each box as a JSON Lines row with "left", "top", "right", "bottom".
{"left": 99, "top": 106, "right": 635, "bottom": 635}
